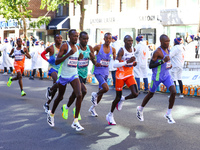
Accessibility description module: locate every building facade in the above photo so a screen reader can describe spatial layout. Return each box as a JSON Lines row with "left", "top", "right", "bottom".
{"left": 69, "top": 0, "right": 200, "bottom": 47}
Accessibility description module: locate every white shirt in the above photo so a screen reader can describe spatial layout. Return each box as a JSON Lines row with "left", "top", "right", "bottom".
{"left": 170, "top": 44, "right": 185, "bottom": 69}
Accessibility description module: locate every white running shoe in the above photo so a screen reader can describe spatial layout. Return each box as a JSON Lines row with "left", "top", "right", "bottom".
{"left": 88, "top": 106, "right": 98, "bottom": 117}
{"left": 47, "top": 110, "right": 54, "bottom": 127}
{"left": 136, "top": 106, "right": 144, "bottom": 121}
{"left": 179, "top": 94, "right": 184, "bottom": 98}
{"left": 116, "top": 96, "right": 125, "bottom": 111}
{"left": 71, "top": 121, "right": 84, "bottom": 131}
{"left": 106, "top": 112, "right": 116, "bottom": 125}
{"left": 164, "top": 114, "right": 176, "bottom": 124}
{"left": 91, "top": 92, "right": 97, "bottom": 106}
{"left": 3, "top": 72, "right": 7, "bottom": 75}
{"left": 46, "top": 87, "right": 52, "bottom": 101}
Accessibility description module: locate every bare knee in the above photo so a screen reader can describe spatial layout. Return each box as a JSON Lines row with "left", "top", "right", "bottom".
{"left": 76, "top": 92, "right": 82, "bottom": 100}
{"left": 82, "top": 89, "right": 87, "bottom": 96}
{"left": 148, "top": 92, "right": 154, "bottom": 98}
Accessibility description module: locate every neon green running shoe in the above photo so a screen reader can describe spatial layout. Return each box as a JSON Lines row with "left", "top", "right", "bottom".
{"left": 7, "top": 77, "right": 12, "bottom": 87}
{"left": 21, "top": 90, "right": 26, "bottom": 96}
{"left": 73, "top": 107, "right": 81, "bottom": 120}
{"left": 61, "top": 104, "right": 68, "bottom": 120}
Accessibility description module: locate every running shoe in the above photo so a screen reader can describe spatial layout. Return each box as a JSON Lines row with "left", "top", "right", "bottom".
{"left": 136, "top": 106, "right": 144, "bottom": 121}
{"left": 73, "top": 107, "right": 81, "bottom": 120}
{"left": 21, "top": 91, "right": 26, "bottom": 97}
{"left": 116, "top": 96, "right": 125, "bottom": 111}
{"left": 179, "top": 94, "right": 184, "bottom": 98}
{"left": 3, "top": 72, "right": 7, "bottom": 75}
{"left": 71, "top": 121, "right": 84, "bottom": 131}
{"left": 164, "top": 114, "right": 176, "bottom": 124}
{"left": 46, "top": 87, "right": 52, "bottom": 101}
{"left": 43, "top": 103, "right": 49, "bottom": 113}
{"left": 47, "top": 110, "right": 54, "bottom": 127}
{"left": 106, "top": 112, "right": 116, "bottom": 125}
{"left": 29, "top": 76, "right": 34, "bottom": 80}
{"left": 7, "top": 77, "right": 12, "bottom": 87}
{"left": 88, "top": 106, "right": 98, "bottom": 117}
{"left": 61, "top": 104, "right": 68, "bottom": 120}
{"left": 91, "top": 92, "right": 97, "bottom": 106}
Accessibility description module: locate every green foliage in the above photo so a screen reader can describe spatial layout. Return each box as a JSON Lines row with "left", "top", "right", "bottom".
{"left": 29, "top": 16, "right": 51, "bottom": 29}
{"left": 40, "top": 0, "right": 82, "bottom": 11}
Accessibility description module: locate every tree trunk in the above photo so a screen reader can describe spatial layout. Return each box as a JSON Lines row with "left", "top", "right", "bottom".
{"left": 79, "top": 0, "right": 85, "bottom": 31}
{"left": 22, "top": 17, "right": 27, "bottom": 41}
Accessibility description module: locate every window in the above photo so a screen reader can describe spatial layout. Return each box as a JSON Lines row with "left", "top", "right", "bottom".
{"left": 148, "top": 0, "right": 165, "bottom": 10}
{"left": 120, "top": 28, "right": 136, "bottom": 46}
{"left": 165, "top": 0, "right": 177, "bottom": 8}
{"left": 121, "top": 0, "right": 146, "bottom": 11}
{"left": 97, "top": 0, "right": 119, "bottom": 13}
{"left": 179, "top": 0, "right": 199, "bottom": 8}
{"left": 57, "top": 5, "right": 63, "bottom": 16}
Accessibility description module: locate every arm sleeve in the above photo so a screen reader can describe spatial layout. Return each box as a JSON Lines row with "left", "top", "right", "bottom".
{"left": 113, "top": 60, "right": 127, "bottom": 68}
{"left": 41, "top": 50, "right": 48, "bottom": 61}
{"left": 149, "top": 59, "right": 164, "bottom": 69}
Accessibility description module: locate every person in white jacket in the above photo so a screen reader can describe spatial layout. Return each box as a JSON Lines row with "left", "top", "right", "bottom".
{"left": 0, "top": 39, "right": 14, "bottom": 75}
{"left": 170, "top": 38, "right": 185, "bottom": 98}
{"left": 109, "top": 35, "right": 121, "bottom": 89}
{"left": 29, "top": 41, "right": 43, "bottom": 80}
{"left": 134, "top": 35, "right": 149, "bottom": 93}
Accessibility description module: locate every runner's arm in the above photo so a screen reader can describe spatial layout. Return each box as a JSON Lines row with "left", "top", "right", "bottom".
{"left": 89, "top": 45, "right": 97, "bottom": 65}
{"left": 112, "top": 47, "right": 116, "bottom": 60}
{"left": 41, "top": 46, "right": 51, "bottom": 61}
{"left": 24, "top": 47, "right": 31, "bottom": 59}
{"left": 9, "top": 48, "right": 14, "bottom": 57}
{"left": 149, "top": 48, "right": 164, "bottom": 69}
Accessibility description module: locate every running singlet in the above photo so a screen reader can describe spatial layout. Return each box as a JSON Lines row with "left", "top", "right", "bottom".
{"left": 93, "top": 44, "right": 112, "bottom": 76}
{"left": 14, "top": 47, "right": 25, "bottom": 67}
{"left": 58, "top": 42, "right": 79, "bottom": 78}
{"left": 48, "top": 44, "right": 60, "bottom": 71}
{"left": 77, "top": 44, "right": 90, "bottom": 79}
{"left": 152, "top": 47, "right": 171, "bottom": 81}
{"left": 116, "top": 47, "right": 134, "bottom": 79}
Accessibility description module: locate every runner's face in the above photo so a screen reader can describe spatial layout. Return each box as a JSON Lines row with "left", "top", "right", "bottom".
{"left": 104, "top": 35, "right": 112, "bottom": 45}
{"left": 70, "top": 31, "right": 78, "bottom": 44}
{"left": 79, "top": 34, "right": 88, "bottom": 47}
{"left": 161, "top": 37, "right": 170, "bottom": 48}
{"left": 17, "top": 39, "right": 22, "bottom": 47}
{"left": 125, "top": 37, "right": 133, "bottom": 48}
{"left": 55, "top": 35, "right": 62, "bottom": 44}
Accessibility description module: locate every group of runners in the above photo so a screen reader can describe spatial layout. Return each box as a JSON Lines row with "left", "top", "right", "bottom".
{"left": 5, "top": 29, "right": 178, "bottom": 131}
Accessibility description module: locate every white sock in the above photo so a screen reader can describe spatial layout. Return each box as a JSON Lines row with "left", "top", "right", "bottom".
{"left": 167, "top": 109, "right": 172, "bottom": 115}
{"left": 139, "top": 106, "right": 144, "bottom": 111}
{"left": 90, "top": 105, "right": 95, "bottom": 109}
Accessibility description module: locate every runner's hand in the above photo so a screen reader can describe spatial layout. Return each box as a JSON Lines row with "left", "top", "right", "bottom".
{"left": 133, "top": 61, "right": 137, "bottom": 66}
{"left": 95, "top": 63, "right": 101, "bottom": 67}
{"left": 78, "top": 53, "right": 83, "bottom": 60}
{"left": 48, "top": 56, "right": 55, "bottom": 64}
{"left": 163, "top": 55, "right": 170, "bottom": 62}
{"left": 126, "top": 56, "right": 135, "bottom": 64}
{"left": 21, "top": 50, "right": 25, "bottom": 54}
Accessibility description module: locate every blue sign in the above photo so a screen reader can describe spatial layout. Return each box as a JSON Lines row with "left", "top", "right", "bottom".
{"left": 0, "top": 20, "right": 18, "bottom": 28}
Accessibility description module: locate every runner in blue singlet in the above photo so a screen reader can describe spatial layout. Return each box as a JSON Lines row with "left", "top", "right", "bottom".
{"left": 136, "top": 34, "right": 177, "bottom": 124}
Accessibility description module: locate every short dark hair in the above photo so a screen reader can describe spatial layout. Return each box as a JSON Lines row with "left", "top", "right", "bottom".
{"left": 54, "top": 34, "right": 60, "bottom": 39}
{"left": 68, "top": 29, "right": 77, "bottom": 36}
{"left": 17, "top": 38, "right": 22, "bottom": 42}
{"left": 160, "top": 34, "right": 168, "bottom": 41}
{"left": 104, "top": 32, "right": 112, "bottom": 38}
{"left": 124, "top": 35, "right": 132, "bottom": 42}
{"left": 79, "top": 31, "right": 88, "bottom": 38}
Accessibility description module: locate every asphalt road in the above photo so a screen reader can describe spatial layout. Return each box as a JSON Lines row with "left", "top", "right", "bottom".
{"left": 0, "top": 74, "right": 200, "bottom": 150}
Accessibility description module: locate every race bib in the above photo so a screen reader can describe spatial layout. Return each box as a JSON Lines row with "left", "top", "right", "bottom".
{"left": 166, "top": 61, "right": 171, "bottom": 69}
{"left": 15, "top": 54, "right": 23, "bottom": 61}
{"left": 78, "top": 58, "right": 89, "bottom": 68}
{"left": 68, "top": 57, "right": 78, "bottom": 68}
{"left": 100, "top": 59, "right": 109, "bottom": 67}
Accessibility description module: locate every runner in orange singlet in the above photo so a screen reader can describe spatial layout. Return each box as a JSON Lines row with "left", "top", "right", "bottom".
{"left": 106, "top": 35, "right": 139, "bottom": 125}
{"left": 7, "top": 38, "right": 31, "bottom": 96}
